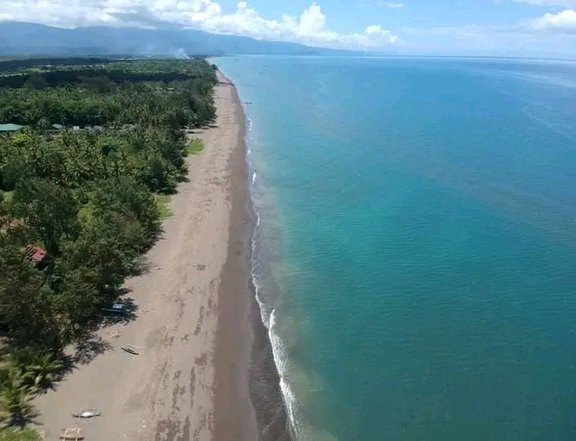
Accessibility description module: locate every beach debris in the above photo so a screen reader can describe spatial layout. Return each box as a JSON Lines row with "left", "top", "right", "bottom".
{"left": 60, "top": 427, "right": 84, "bottom": 440}
{"left": 121, "top": 344, "right": 141, "bottom": 355}
{"left": 72, "top": 409, "right": 101, "bottom": 418}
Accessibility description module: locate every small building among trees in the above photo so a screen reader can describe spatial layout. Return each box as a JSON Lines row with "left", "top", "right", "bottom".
{"left": 24, "top": 245, "right": 48, "bottom": 268}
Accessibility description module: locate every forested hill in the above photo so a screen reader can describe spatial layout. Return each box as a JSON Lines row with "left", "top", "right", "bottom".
{"left": 0, "top": 58, "right": 217, "bottom": 433}
{"left": 0, "top": 22, "right": 355, "bottom": 57}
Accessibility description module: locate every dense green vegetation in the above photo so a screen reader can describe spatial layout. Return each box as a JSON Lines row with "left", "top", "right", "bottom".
{"left": 0, "top": 60, "right": 216, "bottom": 127}
{"left": 0, "top": 58, "right": 217, "bottom": 430}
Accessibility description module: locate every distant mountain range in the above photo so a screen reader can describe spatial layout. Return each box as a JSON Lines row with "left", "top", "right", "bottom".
{"left": 0, "top": 22, "right": 356, "bottom": 57}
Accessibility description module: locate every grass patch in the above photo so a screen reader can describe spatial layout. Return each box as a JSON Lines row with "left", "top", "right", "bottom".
{"left": 0, "top": 428, "right": 41, "bottom": 441}
{"left": 155, "top": 194, "right": 173, "bottom": 220}
{"left": 188, "top": 138, "right": 204, "bottom": 155}
{"left": 76, "top": 205, "right": 94, "bottom": 226}
{"left": 0, "top": 191, "right": 13, "bottom": 204}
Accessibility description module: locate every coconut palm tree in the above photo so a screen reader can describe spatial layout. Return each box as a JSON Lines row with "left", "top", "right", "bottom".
{"left": 0, "top": 371, "right": 36, "bottom": 427}
{"left": 10, "top": 349, "right": 64, "bottom": 393}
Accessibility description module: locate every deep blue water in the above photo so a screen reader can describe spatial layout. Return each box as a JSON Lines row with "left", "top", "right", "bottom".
{"left": 215, "top": 56, "right": 576, "bottom": 441}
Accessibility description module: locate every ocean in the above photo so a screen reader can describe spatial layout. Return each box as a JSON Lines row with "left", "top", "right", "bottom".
{"left": 215, "top": 56, "right": 576, "bottom": 441}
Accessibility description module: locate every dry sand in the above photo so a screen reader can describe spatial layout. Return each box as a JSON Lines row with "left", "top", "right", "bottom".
{"left": 35, "top": 72, "right": 258, "bottom": 441}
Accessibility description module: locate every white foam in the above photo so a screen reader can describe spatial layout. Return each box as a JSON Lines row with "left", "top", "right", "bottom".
{"left": 243, "top": 94, "right": 300, "bottom": 440}
{"left": 269, "top": 309, "right": 300, "bottom": 439}
{"left": 248, "top": 183, "right": 299, "bottom": 438}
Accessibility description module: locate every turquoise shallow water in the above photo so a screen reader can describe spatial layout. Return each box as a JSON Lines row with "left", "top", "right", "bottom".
{"left": 215, "top": 57, "right": 576, "bottom": 441}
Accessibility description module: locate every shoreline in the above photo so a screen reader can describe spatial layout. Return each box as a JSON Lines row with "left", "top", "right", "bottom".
{"left": 34, "top": 71, "right": 268, "bottom": 441}
{"left": 211, "top": 73, "right": 258, "bottom": 440}
{"left": 214, "top": 72, "right": 291, "bottom": 441}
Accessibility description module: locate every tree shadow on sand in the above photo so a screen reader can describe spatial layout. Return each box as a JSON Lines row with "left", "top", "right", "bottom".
{"left": 130, "top": 256, "right": 152, "bottom": 277}
{"left": 71, "top": 289, "right": 140, "bottom": 366}
{"left": 71, "top": 335, "right": 113, "bottom": 366}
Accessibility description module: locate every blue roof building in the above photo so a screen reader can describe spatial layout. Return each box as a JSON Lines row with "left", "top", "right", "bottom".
{"left": 0, "top": 123, "right": 24, "bottom": 133}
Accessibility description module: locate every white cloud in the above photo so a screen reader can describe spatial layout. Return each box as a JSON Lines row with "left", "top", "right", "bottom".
{"left": 373, "top": 1, "right": 405, "bottom": 8}
{"left": 532, "top": 9, "right": 576, "bottom": 32}
{"left": 0, "top": 0, "right": 400, "bottom": 50}
{"left": 513, "top": 0, "right": 576, "bottom": 6}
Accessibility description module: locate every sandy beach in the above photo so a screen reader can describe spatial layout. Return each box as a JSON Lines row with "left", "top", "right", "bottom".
{"left": 35, "top": 72, "right": 258, "bottom": 441}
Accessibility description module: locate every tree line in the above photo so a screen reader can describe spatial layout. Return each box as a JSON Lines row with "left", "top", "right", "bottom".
{"left": 0, "top": 58, "right": 217, "bottom": 431}
{"left": 0, "top": 57, "right": 116, "bottom": 72}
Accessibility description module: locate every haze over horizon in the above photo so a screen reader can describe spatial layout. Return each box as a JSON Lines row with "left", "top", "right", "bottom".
{"left": 0, "top": 1, "right": 575, "bottom": 59}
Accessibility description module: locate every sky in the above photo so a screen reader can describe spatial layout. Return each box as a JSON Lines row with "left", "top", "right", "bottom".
{"left": 0, "top": 0, "right": 575, "bottom": 58}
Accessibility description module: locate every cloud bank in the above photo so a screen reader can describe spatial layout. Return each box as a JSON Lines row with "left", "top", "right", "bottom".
{"left": 0, "top": 0, "right": 574, "bottom": 55}
{"left": 0, "top": 0, "right": 399, "bottom": 50}
{"left": 399, "top": 7, "right": 576, "bottom": 58}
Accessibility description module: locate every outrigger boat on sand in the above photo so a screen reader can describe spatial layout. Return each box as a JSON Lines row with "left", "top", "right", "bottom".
{"left": 72, "top": 409, "right": 101, "bottom": 418}
{"left": 121, "top": 344, "right": 140, "bottom": 355}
